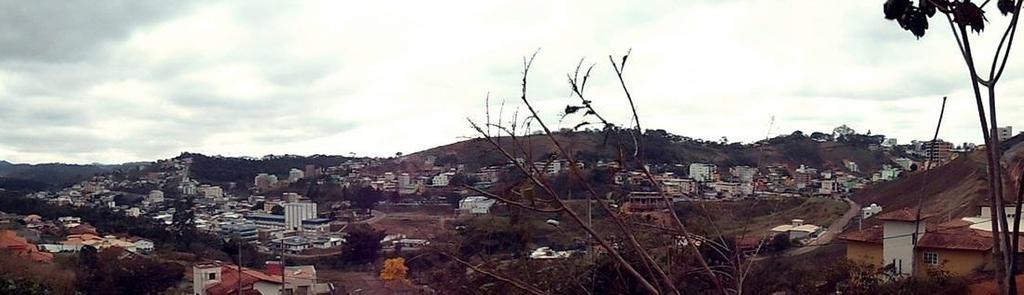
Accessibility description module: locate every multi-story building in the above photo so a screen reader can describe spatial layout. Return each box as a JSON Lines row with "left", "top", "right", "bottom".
{"left": 794, "top": 165, "right": 817, "bottom": 188}
{"left": 688, "top": 163, "right": 717, "bottom": 182}
{"left": 304, "top": 164, "right": 319, "bottom": 179}
{"left": 432, "top": 172, "right": 455, "bottom": 187}
{"left": 922, "top": 139, "right": 954, "bottom": 163}
{"left": 254, "top": 173, "right": 279, "bottom": 190}
{"left": 288, "top": 168, "right": 304, "bottom": 182}
{"left": 998, "top": 126, "right": 1014, "bottom": 142}
{"left": 284, "top": 202, "right": 317, "bottom": 231}
{"left": 218, "top": 223, "right": 259, "bottom": 242}
{"left": 840, "top": 207, "right": 1011, "bottom": 278}
{"left": 729, "top": 166, "right": 758, "bottom": 183}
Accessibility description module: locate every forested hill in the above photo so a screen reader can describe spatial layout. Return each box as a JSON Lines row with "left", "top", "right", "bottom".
{"left": 176, "top": 153, "right": 353, "bottom": 184}
{"left": 404, "top": 129, "right": 899, "bottom": 175}
{"left": 0, "top": 160, "right": 133, "bottom": 188}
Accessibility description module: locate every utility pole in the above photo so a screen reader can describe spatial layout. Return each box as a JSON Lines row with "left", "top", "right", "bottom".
{"left": 237, "top": 236, "right": 242, "bottom": 294}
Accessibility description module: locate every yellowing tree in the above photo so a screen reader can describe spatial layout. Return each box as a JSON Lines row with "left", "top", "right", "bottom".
{"left": 379, "top": 257, "right": 409, "bottom": 282}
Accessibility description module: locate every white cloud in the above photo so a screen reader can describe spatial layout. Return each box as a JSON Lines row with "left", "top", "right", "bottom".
{"left": 0, "top": 0, "right": 1022, "bottom": 164}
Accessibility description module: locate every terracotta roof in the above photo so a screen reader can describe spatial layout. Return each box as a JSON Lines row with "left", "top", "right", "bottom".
{"left": 876, "top": 208, "right": 932, "bottom": 222}
{"left": 204, "top": 265, "right": 283, "bottom": 295}
{"left": 839, "top": 226, "right": 883, "bottom": 244}
{"left": 0, "top": 230, "right": 53, "bottom": 263}
{"left": 917, "top": 228, "right": 992, "bottom": 252}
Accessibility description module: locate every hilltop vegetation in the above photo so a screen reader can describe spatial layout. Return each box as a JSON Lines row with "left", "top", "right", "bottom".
{"left": 175, "top": 152, "right": 352, "bottom": 184}
{"left": 0, "top": 160, "right": 132, "bottom": 188}
{"left": 406, "top": 129, "right": 895, "bottom": 174}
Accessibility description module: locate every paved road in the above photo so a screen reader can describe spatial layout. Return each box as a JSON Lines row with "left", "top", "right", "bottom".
{"left": 361, "top": 210, "right": 386, "bottom": 224}
{"left": 780, "top": 198, "right": 860, "bottom": 257}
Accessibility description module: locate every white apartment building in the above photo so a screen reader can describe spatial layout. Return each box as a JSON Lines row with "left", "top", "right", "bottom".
{"left": 729, "top": 166, "right": 758, "bottom": 183}
{"left": 432, "top": 172, "right": 455, "bottom": 187}
{"left": 459, "top": 196, "right": 497, "bottom": 215}
{"left": 998, "top": 126, "right": 1014, "bottom": 142}
{"left": 689, "top": 163, "right": 717, "bottom": 182}
{"left": 288, "top": 168, "right": 305, "bottom": 182}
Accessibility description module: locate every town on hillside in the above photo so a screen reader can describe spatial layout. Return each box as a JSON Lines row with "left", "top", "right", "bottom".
{"left": 1, "top": 124, "right": 1016, "bottom": 294}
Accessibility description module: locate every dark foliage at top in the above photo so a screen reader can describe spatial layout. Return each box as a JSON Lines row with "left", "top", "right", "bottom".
{"left": 883, "top": 0, "right": 1006, "bottom": 38}
{"left": 0, "top": 160, "right": 132, "bottom": 188}
{"left": 178, "top": 152, "right": 351, "bottom": 184}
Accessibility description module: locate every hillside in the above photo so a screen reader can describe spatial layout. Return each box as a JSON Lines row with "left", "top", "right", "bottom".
{"left": 852, "top": 134, "right": 1024, "bottom": 222}
{"left": 0, "top": 160, "right": 132, "bottom": 188}
{"left": 405, "top": 130, "right": 895, "bottom": 175}
{"left": 178, "top": 153, "right": 353, "bottom": 184}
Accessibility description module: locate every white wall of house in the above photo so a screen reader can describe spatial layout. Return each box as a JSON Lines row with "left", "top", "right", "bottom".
{"left": 882, "top": 220, "right": 925, "bottom": 276}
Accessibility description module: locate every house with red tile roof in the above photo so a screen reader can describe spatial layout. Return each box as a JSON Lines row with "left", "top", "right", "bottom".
{"left": 0, "top": 230, "right": 53, "bottom": 263}
{"left": 840, "top": 206, "right": 1018, "bottom": 277}
{"left": 192, "top": 261, "right": 334, "bottom": 295}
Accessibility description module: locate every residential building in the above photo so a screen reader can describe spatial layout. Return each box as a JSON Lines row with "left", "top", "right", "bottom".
{"left": 874, "top": 165, "right": 901, "bottom": 181}
{"left": 269, "top": 236, "right": 312, "bottom": 253}
{"left": 894, "top": 158, "right": 915, "bottom": 171}
{"left": 689, "top": 163, "right": 717, "bottom": 182}
{"left": 845, "top": 160, "right": 860, "bottom": 173}
{"left": 247, "top": 213, "right": 288, "bottom": 230}
{"left": 861, "top": 203, "right": 883, "bottom": 219}
{"left": 219, "top": 223, "right": 259, "bottom": 242}
{"left": 532, "top": 159, "right": 570, "bottom": 176}
{"left": 254, "top": 173, "right": 279, "bottom": 190}
{"left": 199, "top": 185, "right": 223, "bottom": 199}
{"left": 304, "top": 164, "right": 320, "bottom": 179}
{"left": 288, "top": 168, "right": 304, "bottom": 182}
{"left": 998, "top": 126, "right": 1014, "bottom": 142}
{"left": 882, "top": 138, "right": 898, "bottom": 148}
{"left": 794, "top": 165, "right": 817, "bottom": 188}
{"left": 192, "top": 262, "right": 284, "bottom": 295}
{"left": 622, "top": 192, "right": 678, "bottom": 213}
{"left": 432, "top": 172, "right": 454, "bottom": 187}
{"left": 819, "top": 179, "right": 838, "bottom": 194}
{"left": 0, "top": 230, "right": 53, "bottom": 263}
{"left": 839, "top": 208, "right": 1004, "bottom": 277}
{"left": 660, "top": 177, "right": 698, "bottom": 196}
{"left": 770, "top": 219, "right": 822, "bottom": 240}
{"left": 459, "top": 196, "right": 497, "bottom": 215}
{"left": 922, "top": 139, "right": 954, "bottom": 163}
{"left": 729, "top": 166, "right": 758, "bottom": 183}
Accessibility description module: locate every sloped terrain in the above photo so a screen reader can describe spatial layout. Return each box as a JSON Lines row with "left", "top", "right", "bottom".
{"left": 853, "top": 134, "right": 1024, "bottom": 222}
{"left": 406, "top": 130, "right": 895, "bottom": 175}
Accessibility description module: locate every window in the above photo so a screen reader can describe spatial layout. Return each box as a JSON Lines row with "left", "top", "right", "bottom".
{"left": 208, "top": 273, "right": 217, "bottom": 280}
{"left": 923, "top": 252, "right": 940, "bottom": 266}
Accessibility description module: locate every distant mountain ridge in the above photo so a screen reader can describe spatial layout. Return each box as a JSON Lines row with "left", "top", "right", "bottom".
{"left": 0, "top": 161, "right": 134, "bottom": 188}
{"left": 405, "top": 129, "right": 897, "bottom": 175}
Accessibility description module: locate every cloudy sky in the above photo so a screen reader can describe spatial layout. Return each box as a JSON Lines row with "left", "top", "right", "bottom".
{"left": 1, "top": 0, "right": 1023, "bottom": 164}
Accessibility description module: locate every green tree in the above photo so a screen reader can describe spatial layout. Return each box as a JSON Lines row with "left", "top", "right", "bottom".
{"left": 341, "top": 225, "right": 386, "bottom": 265}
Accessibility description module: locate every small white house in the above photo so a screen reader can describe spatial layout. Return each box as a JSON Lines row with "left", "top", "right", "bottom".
{"left": 770, "top": 219, "right": 822, "bottom": 240}
{"left": 133, "top": 239, "right": 155, "bottom": 254}
{"left": 862, "top": 203, "right": 883, "bottom": 219}
{"left": 459, "top": 196, "right": 497, "bottom": 215}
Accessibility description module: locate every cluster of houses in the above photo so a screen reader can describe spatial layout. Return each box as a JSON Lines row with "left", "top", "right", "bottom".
{"left": 0, "top": 212, "right": 155, "bottom": 263}
{"left": 840, "top": 205, "right": 1016, "bottom": 278}
{"left": 192, "top": 260, "right": 335, "bottom": 295}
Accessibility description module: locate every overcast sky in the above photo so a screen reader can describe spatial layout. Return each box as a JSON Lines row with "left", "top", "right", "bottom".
{"left": 2, "top": 0, "right": 1023, "bottom": 164}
